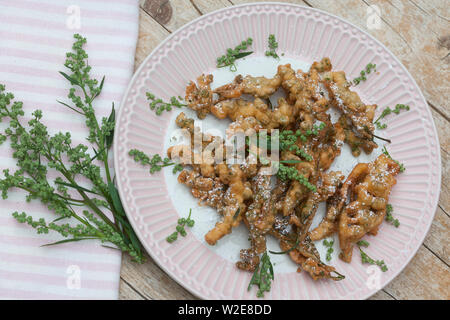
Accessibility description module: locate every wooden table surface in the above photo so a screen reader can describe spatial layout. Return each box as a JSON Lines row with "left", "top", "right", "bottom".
{"left": 119, "top": 0, "right": 450, "bottom": 300}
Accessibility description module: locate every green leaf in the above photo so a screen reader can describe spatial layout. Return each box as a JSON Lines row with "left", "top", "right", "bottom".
{"left": 111, "top": 211, "right": 142, "bottom": 257}
{"left": 100, "top": 186, "right": 136, "bottom": 252}
{"left": 330, "top": 270, "right": 346, "bottom": 280}
{"left": 41, "top": 237, "right": 98, "bottom": 247}
{"left": 99, "top": 76, "right": 105, "bottom": 90}
{"left": 124, "top": 223, "right": 142, "bottom": 256}
{"left": 233, "top": 51, "right": 253, "bottom": 59}
{"left": 108, "top": 182, "right": 125, "bottom": 217}
{"left": 233, "top": 207, "right": 241, "bottom": 220}
{"left": 247, "top": 251, "right": 274, "bottom": 297}
{"left": 55, "top": 180, "right": 100, "bottom": 196}
{"left": 269, "top": 237, "right": 299, "bottom": 254}
{"left": 96, "top": 76, "right": 105, "bottom": 98}
{"left": 57, "top": 100, "right": 84, "bottom": 115}
{"left": 106, "top": 103, "right": 115, "bottom": 149}
{"left": 280, "top": 159, "right": 303, "bottom": 164}
{"left": 59, "top": 71, "right": 79, "bottom": 86}
{"left": 101, "top": 244, "right": 120, "bottom": 250}
{"left": 51, "top": 215, "right": 69, "bottom": 223}
{"left": 107, "top": 183, "right": 143, "bottom": 257}
{"left": 86, "top": 146, "right": 105, "bottom": 165}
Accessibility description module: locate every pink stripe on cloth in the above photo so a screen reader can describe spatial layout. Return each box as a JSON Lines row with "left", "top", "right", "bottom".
{"left": 0, "top": 31, "right": 135, "bottom": 53}
{"left": 0, "top": 232, "right": 122, "bottom": 258}
{"left": 0, "top": 0, "right": 139, "bottom": 300}
{"left": 0, "top": 14, "right": 136, "bottom": 37}
{"left": 7, "top": 0, "right": 137, "bottom": 22}
{"left": 0, "top": 64, "right": 131, "bottom": 85}
{"left": 0, "top": 269, "right": 119, "bottom": 291}
{"left": 0, "top": 47, "right": 133, "bottom": 70}
{"left": 0, "top": 287, "right": 90, "bottom": 300}
{"left": 3, "top": 80, "right": 124, "bottom": 102}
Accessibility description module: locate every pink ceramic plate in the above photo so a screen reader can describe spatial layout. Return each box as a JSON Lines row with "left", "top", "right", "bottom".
{"left": 114, "top": 2, "right": 441, "bottom": 299}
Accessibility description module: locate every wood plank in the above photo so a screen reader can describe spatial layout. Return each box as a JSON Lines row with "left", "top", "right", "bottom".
{"left": 429, "top": 108, "right": 449, "bottom": 215}
{"left": 423, "top": 206, "right": 450, "bottom": 265}
{"left": 407, "top": 0, "right": 450, "bottom": 30}
{"left": 438, "top": 147, "right": 449, "bottom": 215}
{"left": 140, "top": 0, "right": 201, "bottom": 33}
{"left": 368, "top": 289, "right": 395, "bottom": 300}
{"left": 430, "top": 109, "right": 449, "bottom": 154}
{"left": 119, "top": 278, "right": 146, "bottom": 300}
{"left": 364, "top": 0, "right": 449, "bottom": 116}
{"left": 383, "top": 245, "right": 450, "bottom": 299}
{"left": 135, "top": 8, "right": 170, "bottom": 68}
{"left": 305, "top": 0, "right": 449, "bottom": 119}
{"left": 120, "top": 252, "right": 195, "bottom": 300}
{"left": 191, "top": 0, "right": 233, "bottom": 14}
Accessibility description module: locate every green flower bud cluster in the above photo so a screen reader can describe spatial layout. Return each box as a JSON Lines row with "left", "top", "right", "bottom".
{"left": 357, "top": 240, "right": 388, "bottom": 272}
{"left": 382, "top": 146, "right": 405, "bottom": 173}
{"left": 0, "top": 34, "right": 145, "bottom": 263}
{"left": 166, "top": 209, "right": 195, "bottom": 243}
{"left": 353, "top": 63, "right": 376, "bottom": 85}
{"left": 279, "top": 126, "right": 325, "bottom": 161}
{"left": 265, "top": 34, "right": 279, "bottom": 59}
{"left": 248, "top": 252, "right": 274, "bottom": 298}
{"left": 277, "top": 163, "right": 316, "bottom": 192}
{"left": 385, "top": 203, "right": 400, "bottom": 227}
{"left": 146, "top": 92, "right": 186, "bottom": 116}
{"left": 217, "top": 38, "right": 253, "bottom": 72}
{"left": 128, "top": 149, "right": 183, "bottom": 174}
{"left": 323, "top": 239, "right": 334, "bottom": 262}
{"left": 375, "top": 104, "right": 410, "bottom": 130}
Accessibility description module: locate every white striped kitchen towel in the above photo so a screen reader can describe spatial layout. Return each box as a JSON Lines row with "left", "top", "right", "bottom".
{"left": 0, "top": 0, "right": 139, "bottom": 299}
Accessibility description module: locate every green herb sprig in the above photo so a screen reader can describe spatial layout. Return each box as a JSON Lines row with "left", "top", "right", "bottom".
{"left": 353, "top": 63, "right": 377, "bottom": 85}
{"left": 217, "top": 38, "right": 253, "bottom": 71}
{"left": 265, "top": 34, "right": 279, "bottom": 59}
{"left": 269, "top": 237, "right": 300, "bottom": 255}
{"left": 0, "top": 34, "right": 144, "bottom": 262}
{"left": 277, "top": 163, "right": 316, "bottom": 192}
{"left": 146, "top": 92, "right": 186, "bottom": 116}
{"left": 323, "top": 238, "right": 334, "bottom": 262}
{"left": 279, "top": 129, "right": 320, "bottom": 162}
{"left": 166, "top": 209, "right": 195, "bottom": 243}
{"left": 129, "top": 149, "right": 183, "bottom": 174}
{"left": 385, "top": 204, "right": 400, "bottom": 227}
{"left": 374, "top": 104, "right": 410, "bottom": 129}
{"left": 357, "top": 240, "right": 370, "bottom": 248}
{"left": 248, "top": 251, "right": 274, "bottom": 298}
{"left": 357, "top": 241, "right": 388, "bottom": 272}
{"left": 382, "top": 146, "right": 405, "bottom": 173}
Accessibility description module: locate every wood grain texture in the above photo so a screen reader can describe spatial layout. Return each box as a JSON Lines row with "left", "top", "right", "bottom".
{"left": 135, "top": 8, "right": 170, "bottom": 67}
{"left": 119, "top": 279, "right": 146, "bottom": 300}
{"left": 368, "top": 289, "right": 395, "bottom": 300}
{"left": 121, "top": 252, "right": 195, "bottom": 300}
{"left": 383, "top": 246, "right": 450, "bottom": 299}
{"left": 189, "top": 0, "right": 233, "bottom": 14}
{"left": 121, "top": 0, "right": 449, "bottom": 300}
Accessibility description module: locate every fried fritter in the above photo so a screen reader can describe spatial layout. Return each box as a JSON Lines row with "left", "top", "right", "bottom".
{"left": 338, "top": 154, "right": 400, "bottom": 262}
